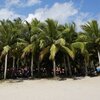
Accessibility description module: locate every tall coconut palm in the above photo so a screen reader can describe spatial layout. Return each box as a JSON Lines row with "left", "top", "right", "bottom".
{"left": 17, "top": 19, "right": 41, "bottom": 78}
{"left": 0, "top": 20, "right": 16, "bottom": 79}
{"left": 11, "top": 18, "right": 26, "bottom": 69}
{"left": 71, "top": 41, "right": 89, "bottom": 76}
{"left": 81, "top": 20, "right": 100, "bottom": 66}
{"left": 61, "top": 22, "right": 77, "bottom": 77}
{"left": 39, "top": 19, "right": 74, "bottom": 77}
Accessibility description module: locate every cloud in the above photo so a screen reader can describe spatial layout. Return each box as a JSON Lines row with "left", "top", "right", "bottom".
{"left": 2, "top": 0, "right": 99, "bottom": 32}
{"left": 26, "top": 0, "right": 41, "bottom": 6}
{"left": 26, "top": 1, "right": 98, "bottom": 32}
{"left": 0, "top": 8, "right": 25, "bottom": 20}
{"left": 5, "top": 0, "right": 20, "bottom": 8}
{"left": 74, "top": 12, "right": 97, "bottom": 31}
{"left": 5, "top": 0, "right": 20, "bottom": 6}
{"left": 74, "top": 13, "right": 90, "bottom": 31}
{"left": 5, "top": 0, "right": 41, "bottom": 7}
{"left": 26, "top": 2, "right": 78, "bottom": 23}
{"left": 93, "top": 14, "right": 100, "bottom": 27}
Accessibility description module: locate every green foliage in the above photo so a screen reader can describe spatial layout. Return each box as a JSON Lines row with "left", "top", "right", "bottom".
{"left": 39, "top": 46, "right": 50, "bottom": 61}
{"left": 55, "top": 38, "right": 65, "bottom": 46}
{"left": 61, "top": 46, "right": 74, "bottom": 59}
{"left": 0, "top": 18, "right": 100, "bottom": 79}
{"left": 49, "top": 44, "right": 58, "bottom": 60}
{"left": 81, "top": 20, "right": 99, "bottom": 38}
{"left": 1, "top": 45, "right": 11, "bottom": 58}
{"left": 21, "top": 44, "right": 33, "bottom": 58}
{"left": 71, "top": 42, "right": 85, "bottom": 54}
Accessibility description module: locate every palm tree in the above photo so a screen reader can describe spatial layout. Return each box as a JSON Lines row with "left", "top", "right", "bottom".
{"left": 0, "top": 17, "right": 100, "bottom": 79}
{"left": 39, "top": 19, "right": 74, "bottom": 77}
{"left": 61, "top": 22, "right": 77, "bottom": 77}
{"left": 17, "top": 19, "right": 41, "bottom": 78}
{"left": 0, "top": 18, "right": 26, "bottom": 79}
{"left": 81, "top": 20, "right": 100, "bottom": 66}
{"left": 71, "top": 41, "right": 89, "bottom": 76}
{"left": 11, "top": 18, "right": 26, "bottom": 69}
{"left": 0, "top": 20, "right": 16, "bottom": 79}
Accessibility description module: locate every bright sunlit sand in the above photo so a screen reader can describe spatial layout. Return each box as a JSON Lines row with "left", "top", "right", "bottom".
{"left": 0, "top": 76, "right": 100, "bottom": 100}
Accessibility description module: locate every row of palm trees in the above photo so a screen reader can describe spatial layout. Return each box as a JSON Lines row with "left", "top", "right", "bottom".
{"left": 0, "top": 18, "right": 100, "bottom": 79}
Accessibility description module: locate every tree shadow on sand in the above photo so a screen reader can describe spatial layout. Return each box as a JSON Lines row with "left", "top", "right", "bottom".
{"left": 8, "top": 79, "right": 24, "bottom": 83}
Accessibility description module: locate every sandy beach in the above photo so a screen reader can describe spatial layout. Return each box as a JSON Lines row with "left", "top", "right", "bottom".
{"left": 0, "top": 76, "right": 100, "bottom": 100}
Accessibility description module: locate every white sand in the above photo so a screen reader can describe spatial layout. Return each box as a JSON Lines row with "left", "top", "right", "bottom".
{"left": 0, "top": 76, "right": 100, "bottom": 100}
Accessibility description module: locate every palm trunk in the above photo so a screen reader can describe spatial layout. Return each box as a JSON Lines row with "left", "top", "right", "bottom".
{"left": 53, "top": 59, "right": 56, "bottom": 77}
{"left": 4, "top": 54, "right": 8, "bottom": 80}
{"left": 67, "top": 56, "right": 72, "bottom": 77}
{"left": 13, "top": 56, "right": 15, "bottom": 69}
{"left": 91, "top": 61, "right": 95, "bottom": 71}
{"left": 17, "top": 58, "right": 19, "bottom": 69}
{"left": 98, "top": 51, "right": 100, "bottom": 66}
{"left": 12, "top": 56, "right": 15, "bottom": 78}
{"left": 84, "top": 59, "right": 88, "bottom": 76}
{"left": 37, "top": 61, "right": 40, "bottom": 78}
{"left": 64, "top": 55, "right": 67, "bottom": 77}
{"left": 31, "top": 54, "right": 33, "bottom": 78}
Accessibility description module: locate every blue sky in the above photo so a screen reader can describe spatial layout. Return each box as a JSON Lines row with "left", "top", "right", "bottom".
{"left": 0, "top": 0, "right": 100, "bottom": 30}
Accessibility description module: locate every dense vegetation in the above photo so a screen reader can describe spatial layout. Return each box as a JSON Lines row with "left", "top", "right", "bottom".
{"left": 0, "top": 18, "right": 100, "bottom": 79}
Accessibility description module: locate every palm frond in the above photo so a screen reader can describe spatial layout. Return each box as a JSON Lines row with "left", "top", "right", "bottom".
{"left": 1, "top": 45, "right": 11, "bottom": 57}
{"left": 39, "top": 46, "right": 50, "bottom": 61}
{"left": 55, "top": 38, "right": 65, "bottom": 46}
{"left": 61, "top": 46, "right": 74, "bottom": 59}
{"left": 71, "top": 42, "right": 85, "bottom": 54}
{"left": 81, "top": 20, "right": 99, "bottom": 37}
{"left": 21, "top": 44, "right": 33, "bottom": 58}
{"left": 49, "top": 44, "right": 58, "bottom": 60}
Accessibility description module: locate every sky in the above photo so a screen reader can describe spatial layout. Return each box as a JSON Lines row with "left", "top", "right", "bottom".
{"left": 0, "top": 0, "right": 100, "bottom": 30}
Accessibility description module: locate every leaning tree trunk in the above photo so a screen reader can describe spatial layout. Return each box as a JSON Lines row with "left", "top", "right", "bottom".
{"left": 64, "top": 55, "right": 67, "bottom": 77}
{"left": 31, "top": 54, "right": 34, "bottom": 78}
{"left": 67, "top": 56, "right": 72, "bottom": 77}
{"left": 53, "top": 59, "right": 56, "bottom": 77}
{"left": 98, "top": 51, "right": 100, "bottom": 66}
{"left": 4, "top": 54, "right": 8, "bottom": 80}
